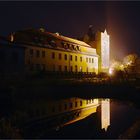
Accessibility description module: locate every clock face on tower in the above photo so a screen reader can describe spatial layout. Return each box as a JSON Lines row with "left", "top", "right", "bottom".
{"left": 101, "top": 31, "right": 109, "bottom": 69}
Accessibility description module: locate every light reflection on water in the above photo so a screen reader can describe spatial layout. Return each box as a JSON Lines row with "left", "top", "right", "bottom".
{"left": 45, "top": 98, "right": 110, "bottom": 131}
{"left": 2, "top": 96, "right": 140, "bottom": 139}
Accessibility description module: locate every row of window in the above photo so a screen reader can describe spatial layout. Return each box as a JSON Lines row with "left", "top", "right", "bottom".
{"left": 52, "top": 99, "right": 95, "bottom": 113}
{"left": 30, "top": 64, "right": 94, "bottom": 72}
{"left": 29, "top": 49, "right": 94, "bottom": 63}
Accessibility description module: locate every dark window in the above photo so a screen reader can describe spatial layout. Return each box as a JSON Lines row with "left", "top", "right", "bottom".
{"left": 58, "top": 65, "right": 62, "bottom": 71}
{"left": 72, "top": 45, "right": 75, "bottom": 50}
{"left": 64, "top": 66, "right": 67, "bottom": 71}
{"left": 75, "top": 65, "right": 78, "bottom": 72}
{"left": 70, "top": 66, "right": 73, "bottom": 72}
{"left": 30, "top": 64, "right": 34, "bottom": 70}
{"left": 80, "top": 101, "right": 82, "bottom": 106}
{"left": 89, "top": 58, "right": 91, "bottom": 63}
{"left": 80, "top": 57, "right": 82, "bottom": 62}
{"left": 30, "top": 49, "right": 33, "bottom": 56}
{"left": 59, "top": 105, "right": 61, "bottom": 111}
{"left": 75, "top": 56, "right": 77, "bottom": 61}
{"left": 64, "top": 104, "right": 67, "bottom": 110}
{"left": 0, "top": 51, "right": 5, "bottom": 64}
{"left": 52, "top": 106, "right": 55, "bottom": 112}
{"left": 86, "top": 57, "right": 88, "bottom": 63}
{"left": 69, "top": 103, "right": 73, "bottom": 108}
{"left": 36, "top": 50, "right": 40, "bottom": 57}
{"left": 53, "top": 65, "right": 55, "bottom": 71}
{"left": 64, "top": 54, "right": 67, "bottom": 60}
{"left": 59, "top": 53, "right": 61, "bottom": 60}
{"left": 70, "top": 55, "right": 72, "bottom": 61}
{"left": 67, "top": 43, "right": 70, "bottom": 49}
{"left": 77, "top": 46, "right": 80, "bottom": 51}
{"left": 92, "top": 58, "right": 94, "bottom": 63}
{"left": 61, "top": 42, "right": 64, "bottom": 47}
{"left": 75, "top": 102, "right": 78, "bottom": 107}
{"left": 42, "top": 51, "right": 45, "bottom": 57}
{"left": 12, "top": 52, "right": 18, "bottom": 64}
{"left": 36, "top": 64, "right": 40, "bottom": 70}
{"left": 52, "top": 52, "right": 55, "bottom": 59}
{"left": 42, "top": 64, "right": 45, "bottom": 70}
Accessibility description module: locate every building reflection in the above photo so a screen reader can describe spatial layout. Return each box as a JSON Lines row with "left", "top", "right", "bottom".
{"left": 46, "top": 98, "right": 100, "bottom": 128}
{"left": 12, "top": 97, "right": 110, "bottom": 137}
{"left": 45, "top": 98, "right": 110, "bottom": 131}
{"left": 101, "top": 99, "right": 110, "bottom": 131}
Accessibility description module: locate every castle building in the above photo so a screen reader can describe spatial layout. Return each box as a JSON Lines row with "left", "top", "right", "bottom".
{"left": 0, "top": 28, "right": 110, "bottom": 74}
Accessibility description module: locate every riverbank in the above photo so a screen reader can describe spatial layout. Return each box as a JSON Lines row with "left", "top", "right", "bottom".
{"left": 0, "top": 76, "right": 140, "bottom": 103}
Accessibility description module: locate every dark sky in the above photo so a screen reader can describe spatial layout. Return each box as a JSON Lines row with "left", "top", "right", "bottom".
{"left": 0, "top": 1, "right": 140, "bottom": 60}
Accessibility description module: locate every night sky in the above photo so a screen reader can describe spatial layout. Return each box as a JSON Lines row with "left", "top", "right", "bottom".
{"left": 0, "top": 1, "right": 140, "bottom": 60}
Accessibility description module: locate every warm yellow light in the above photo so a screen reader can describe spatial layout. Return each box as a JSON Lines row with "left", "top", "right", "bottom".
{"left": 109, "top": 68, "right": 113, "bottom": 75}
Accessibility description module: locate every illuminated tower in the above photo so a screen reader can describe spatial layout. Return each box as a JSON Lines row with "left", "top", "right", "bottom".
{"left": 96, "top": 30, "right": 110, "bottom": 73}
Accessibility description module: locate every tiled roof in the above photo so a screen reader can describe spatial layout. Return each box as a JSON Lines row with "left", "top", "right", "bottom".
{"left": 46, "top": 32, "right": 91, "bottom": 48}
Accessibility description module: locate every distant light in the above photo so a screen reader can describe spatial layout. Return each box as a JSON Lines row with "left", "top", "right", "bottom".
{"left": 109, "top": 68, "right": 113, "bottom": 75}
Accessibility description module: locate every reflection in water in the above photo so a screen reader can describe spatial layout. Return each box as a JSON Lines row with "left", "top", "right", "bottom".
{"left": 43, "top": 98, "right": 110, "bottom": 131}
{"left": 101, "top": 99, "right": 110, "bottom": 131}
{"left": 45, "top": 98, "right": 100, "bottom": 129}
{"left": 5, "top": 97, "right": 110, "bottom": 138}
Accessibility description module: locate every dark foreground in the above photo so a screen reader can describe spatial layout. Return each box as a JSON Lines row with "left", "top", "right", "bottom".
{"left": 0, "top": 77, "right": 140, "bottom": 138}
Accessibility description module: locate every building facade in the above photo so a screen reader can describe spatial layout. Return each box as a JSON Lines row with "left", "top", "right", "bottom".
{"left": 0, "top": 28, "right": 110, "bottom": 74}
{"left": 0, "top": 41, "right": 25, "bottom": 74}
{"left": 12, "top": 29, "right": 99, "bottom": 74}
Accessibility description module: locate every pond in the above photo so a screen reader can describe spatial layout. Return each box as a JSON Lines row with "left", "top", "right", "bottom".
{"left": 40, "top": 98, "right": 140, "bottom": 139}
{"left": 1, "top": 96, "right": 140, "bottom": 139}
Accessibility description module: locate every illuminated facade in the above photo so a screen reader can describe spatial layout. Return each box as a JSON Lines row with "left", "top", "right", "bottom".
{"left": 1, "top": 28, "right": 110, "bottom": 74}
{"left": 96, "top": 30, "right": 110, "bottom": 73}
{"left": 11, "top": 29, "right": 99, "bottom": 74}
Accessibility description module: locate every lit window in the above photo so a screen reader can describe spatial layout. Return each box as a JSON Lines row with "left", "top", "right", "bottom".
{"left": 80, "top": 66, "right": 82, "bottom": 72}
